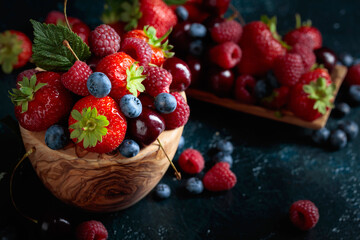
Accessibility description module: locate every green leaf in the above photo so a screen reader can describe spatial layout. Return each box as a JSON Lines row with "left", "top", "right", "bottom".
{"left": 71, "top": 110, "right": 82, "bottom": 121}
{"left": 126, "top": 63, "right": 146, "bottom": 96}
{"left": 30, "top": 19, "right": 91, "bottom": 71}
{"left": 163, "top": 0, "right": 187, "bottom": 5}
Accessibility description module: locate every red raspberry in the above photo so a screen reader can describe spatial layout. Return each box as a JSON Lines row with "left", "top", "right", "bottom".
{"left": 178, "top": 148, "right": 204, "bottom": 174}
{"left": 120, "top": 37, "right": 153, "bottom": 67}
{"left": 345, "top": 63, "right": 360, "bottom": 86}
{"left": 16, "top": 69, "right": 38, "bottom": 85}
{"left": 273, "top": 53, "right": 305, "bottom": 87}
{"left": 209, "top": 41, "right": 242, "bottom": 69}
{"left": 211, "top": 20, "right": 243, "bottom": 43}
{"left": 61, "top": 61, "right": 92, "bottom": 96}
{"left": 234, "top": 75, "right": 256, "bottom": 104}
{"left": 143, "top": 66, "right": 172, "bottom": 97}
{"left": 289, "top": 44, "right": 316, "bottom": 71}
{"left": 162, "top": 92, "right": 190, "bottom": 130}
{"left": 89, "top": 24, "right": 121, "bottom": 57}
{"left": 72, "top": 22, "right": 91, "bottom": 45}
{"left": 289, "top": 200, "right": 319, "bottom": 231}
{"left": 203, "top": 162, "right": 237, "bottom": 191}
{"left": 76, "top": 220, "right": 108, "bottom": 240}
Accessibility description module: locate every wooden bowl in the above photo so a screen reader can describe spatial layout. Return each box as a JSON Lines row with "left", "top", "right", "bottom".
{"left": 19, "top": 111, "right": 184, "bottom": 213}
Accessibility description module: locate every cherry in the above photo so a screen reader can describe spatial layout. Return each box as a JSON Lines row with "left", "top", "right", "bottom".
{"left": 163, "top": 57, "right": 191, "bottom": 92}
{"left": 38, "top": 214, "right": 72, "bottom": 240}
{"left": 186, "top": 57, "right": 203, "bottom": 88}
{"left": 314, "top": 47, "right": 338, "bottom": 72}
{"left": 128, "top": 107, "right": 165, "bottom": 146}
{"left": 170, "top": 21, "right": 192, "bottom": 55}
{"left": 208, "top": 67, "right": 235, "bottom": 97}
{"left": 203, "top": 16, "right": 224, "bottom": 30}
{"left": 202, "top": 0, "right": 231, "bottom": 16}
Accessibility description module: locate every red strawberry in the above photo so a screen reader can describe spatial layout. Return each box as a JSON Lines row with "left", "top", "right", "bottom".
{"left": 95, "top": 52, "right": 146, "bottom": 101}
{"left": 211, "top": 20, "right": 243, "bottom": 43}
{"left": 238, "top": 17, "right": 287, "bottom": 76}
{"left": 9, "top": 72, "right": 72, "bottom": 131}
{"left": 234, "top": 75, "right": 257, "bottom": 104}
{"left": 0, "top": 30, "right": 32, "bottom": 74}
{"left": 72, "top": 22, "right": 91, "bottom": 45}
{"left": 262, "top": 86, "right": 290, "bottom": 109}
{"left": 299, "top": 68, "right": 331, "bottom": 85}
{"left": 345, "top": 64, "right": 360, "bottom": 86}
{"left": 162, "top": 92, "right": 190, "bottom": 130}
{"left": 203, "top": 162, "right": 237, "bottom": 192}
{"left": 61, "top": 61, "right": 93, "bottom": 96}
{"left": 142, "top": 66, "right": 172, "bottom": 97}
{"left": 289, "top": 43, "right": 316, "bottom": 71}
{"left": 289, "top": 78, "right": 335, "bottom": 121}
{"left": 273, "top": 53, "right": 304, "bottom": 87}
{"left": 69, "top": 95, "right": 127, "bottom": 153}
{"left": 209, "top": 41, "right": 242, "bottom": 69}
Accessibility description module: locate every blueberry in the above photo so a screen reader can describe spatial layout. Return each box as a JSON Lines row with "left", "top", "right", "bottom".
{"left": 348, "top": 85, "right": 360, "bottom": 104}
{"left": 266, "top": 71, "right": 280, "bottom": 89}
{"left": 216, "top": 140, "right": 233, "bottom": 154}
{"left": 154, "top": 93, "right": 177, "bottom": 114}
{"left": 185, "top": 177, "right": 204, "bottom": 194}
{"left": 178, "top": 136, "right": 185, "bottom": 149}
{"left": 189, "top": 40, "right": 204, "bottom": 56}
{"left": 45, "top": 125, "right": 69, "bottom": 150}
{"left": 175, "top": 6, "right": 188, "bottom": 21}
{"left": 254, "top": 79, "right": 273, "bottom": 100}
{"left": 119, "top": 139, "right": 140, "bottom": 158}
{"left": 338, "top": 120, "right": 359, "bottom": 140}
{"left": 213, "top": 151, "right": 233, "bottom": 167}
{"left": 329, "top": 129, "right": 347, "bottom": 149}
{"left": 311, "top": 127, "right": 330, "bottom": 145}
{"left": 87, "top": 72, "right": 112, "bottom": 98}
{"left": 120, "top": 94, "right": 142, "bottom": 118}
{"left": 332, "top": 102, "right": 351, "bottom": 118}
{"left": 189, "top": 23, "right": 207, "bottom": 38}
{"left": 155, "top": 183, "right": 171, "bottom": 199}
{"left": 339, "top": 53, "right": 354, "bottom": 67}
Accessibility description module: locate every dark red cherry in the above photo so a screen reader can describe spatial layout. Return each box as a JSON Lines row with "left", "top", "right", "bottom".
{"left": 128, "top": 107, "right": 165, "bottom": 146}
{"left": 170, "top": 21, "right": 192, "bottom": 55}
{"left": 203, "top": 16, "right": 225, "bottom": 30}
{"left": 208, "top": 67, "right": 235, "bottom": 97}
{"left": 163, "top": 57, "right": 191, "bottom": 92}
{"left": 186, "top": 57, "right": 203, "bottom": 88}
{"left": 38, "top": 214, "right": 72, "bottom": 240}
{"left": 314, "top": 47, "right": 338, "bottom": 72}
{"left": 202, "top": 0, "right": 231, "bottom": 16}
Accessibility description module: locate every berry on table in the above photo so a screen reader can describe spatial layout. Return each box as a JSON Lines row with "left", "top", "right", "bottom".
{"left": 45, "top": 125, "right": 69, "bottom": 150}
{"left": 216, "top": 140, "right": 234, "bottom": 154}
{"left": 311, "top": 127, "right": 330, "bottom": 145}
{"left": 289, "top": 200, "right": 319, "bottom": 231}
{"left": 154, "top": 93, "right": 177, "bottom": 114}
{"left": 348, "top": 85, "right": 360, "bottom": 105}
{"left": 189, "top": 23, "right": 207, "bottom": 38}
{"left": 175, "top": 6, "right": 189, "bottom": 21}
{"left": 329, "top": 129, "right": 347, "bottom": 150}
{"left": 155, "top": 183, "right": 171, "bottom": 199}
{"left": 332, "top": 102, "right": 350, "bottom": 118}
{"left": 162, "top": 92, "right": 190, "bottom": 130}
{"left": 203, "top": 162, "right": 237, "bottom": 191}
{"left": 213, "top": 151, "right": 233, "bottom": 167}
{"left": 118, "top": 139, "right": 140, "bottom": 158}
{"left": 185, "top": 177, "right": 204, "bottom": 194}
{"left": 209, "top": 41, "right": 242, "bottom": 69}
{"left": 76, "top": 220, "right": 108, "bottom": 240}
{"left": 87, "top": 72, "right": 112, "bottom": 98}
{"left": 338, "top": 120, "right": 359, "bottom": 140}
{"left": 89, "top": 24, "right": 120, "bottom": 57}
{"left": 211, "top": 19, "right": 243, "bottom": 44}
{"left": 178, "top": 148, "right": 204, "bottom": 174}
{"left": 119, "top": 94, "right": 142, "bottom": 118}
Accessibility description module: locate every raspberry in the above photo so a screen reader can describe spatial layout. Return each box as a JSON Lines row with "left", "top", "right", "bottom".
{"left": 203, "top": 162, "right": 237, "bottom": 191}
{"left": 209, "top": 41, "right": 242, "bottom": 69}
{"left": 89, "top": 24, "right": 121, "bottom": 57}
{"left": 289, "top": 200, "right": 319, "bottom": 231}
{"left": 178, "top": 148, "right": 204, "bottom": 174}
{"left": 120, "top": 37, "right": 153, "bottom": 67}
{"left": 345, "top": 64, "right": 360, "bottom": 86}
{"left": 273, "top": 53, "right": 304, "bottom": 87}
{"left": 61, "top": 61, "right": 92, "bottom": 96}
{"left": 162, "top": 92, "right": 190, "bottom": 130}
{"left": 234, "top": 75, "right": 256, "bottom": 104}
{"left": 143, "top": 66, "right": 172, "bottom": 97}
{"left": 289, "top": 44, "right": 316, "bottom": 71}
{"left": 211, "top": 20, "right": 243, "bottom": 43}
{"left": 16, "top": 69, "right": 38, "bottom": 85}
{"left": 76, "top": 220, "right": 108, "bottom": 240}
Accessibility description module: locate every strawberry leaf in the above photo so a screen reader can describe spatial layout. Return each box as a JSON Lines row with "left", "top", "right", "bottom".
{"left": 31, "top": 19, "right": 91, "bottom": 72}
{"left": 126, "top": 63, "right": 146, "bottom": 96}
{"left": 163, "top": 0, "right": 188, "bottom": 5}
{"left": 0, "top": 31, "right": 23, "bottom": 74}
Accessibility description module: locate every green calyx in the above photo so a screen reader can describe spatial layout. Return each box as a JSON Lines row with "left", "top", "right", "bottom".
{"left": 303, "top": 77, "right": 336, "bottom": 115}
{"left": 126, "top": 62, "right": 146, "bottom": 96}
{"left": 295, "top": 14, "right": 312, "bottom": 28}
{"left": 9, "top": 75, "right": 47, "bottom": 113}
{"left": 143, "top": 26, "right": 174, "bottom": 58}
{"left": 261, "top": 15, "right": 291, "bottom": 50}
{"left": 69, "top": 107, "right": 109, "bottom": 149}
{"left": 0, "top": 31, "right": 23, "bottom": 74}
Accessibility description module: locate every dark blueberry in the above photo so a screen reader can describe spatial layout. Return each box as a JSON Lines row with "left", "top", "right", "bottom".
{"left": 185, "top": 177, "right": 204, "bottom": 194}
{"left": 339, "top": 53, "right": 354, "bottom": 67}
{"left": 178, "top": 136, "right": 185, "bottom": 149}
{"left": 354, "top": 58, "right": 360, "bottom": 65}
{"left": 332, "top": 102, "right": 351, "bottom": 118}
{"left": 266, "top": 71, "right": 280, "bottom": 89}
{"left": 348, "top": 85, "right": 360, "bottom": 105}
{"left": 189, "top": 23, "right": 207, "bottom": 38}
{"left": 38, "top": 214, "right": 72, "bottom": 240}
{"left": 189, "top": 40, "right": 204, "bottom": 56}
{"left": 329, "top": 129, "right": 347, "bottom": 150}
{"left": 213, "top": 151, "right": 233, "bottom": 167}
{"left": 154, "top": 93, "right": 177, "bottom": 114}
{"left": 87, "top": 72, "right": 112, "bottom": 98}
{"left": 254, "top": 79, "right": 273, "bottom": 100}
{"left": 118, "top": 139, "right": 140, "bottom": 158}
{"left": 216, "top": 140, "right": 233, "bottom": 154}
{"left": 45, "top": 125, "right": 69, "bottom": 150}
{"left": 311, "top": 127, "right": 330, "bottom": 145}
{"left": 175, "top": 6, "right": 189, "bottom": 21}
{"left": 155, "top": 183, "right": 171, "bottom": 199}
{"left": 338, "top": 120, "right": 359, "bottom": 140}
{"left": 120, "top": 94, "right": 142, "bottom": 118}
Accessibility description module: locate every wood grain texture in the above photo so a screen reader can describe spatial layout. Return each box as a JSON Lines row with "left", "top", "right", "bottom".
{"left": 186, "top": 65, "right": 347, "bottom": 130}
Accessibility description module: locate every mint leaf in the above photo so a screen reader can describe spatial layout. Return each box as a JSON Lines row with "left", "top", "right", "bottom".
{"left": 31, "top": 19, "right": 91, "bottom": 71}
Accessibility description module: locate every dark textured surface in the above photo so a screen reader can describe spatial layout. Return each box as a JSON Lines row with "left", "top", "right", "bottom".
{"left": 1, "top": 0, "right": 360, "bottom": 239}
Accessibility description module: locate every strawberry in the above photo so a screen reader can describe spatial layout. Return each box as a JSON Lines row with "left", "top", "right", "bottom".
{"left": 289, "top": 78, "right": 336, "bottom": 121}
{"left": 203, "top": 162, "right": 237, "bottom": 192}
{"left": 9, "top": 72, "right": 72, "bottom": 131}
{"left": 0, "top": 30, "right": 32, "bottom": 74}
{"left": 68, "top": 95, "right": 127, "bottom": 153}
{"left": 299, "top": 67, "right": 331, "bottom": 85}
{"left": 124, "top": 26, "right": 174, "bottom": 67}
{"left": 238, "top": 16, "right": 287, "bottom": 76}
{"left": 262, "top": 86, "right": 290, "bottom": 110}
{"left": 289, "top": 43, "right": 316, "bottom": 72}
{"left": 273, "top": 53, "right": 304, "bottom": 87}
{"left": 95, "top": 52, "right": 146, "bottom": 102}
{"left": 142, "top": 66, "right": 172, "bottom": 97}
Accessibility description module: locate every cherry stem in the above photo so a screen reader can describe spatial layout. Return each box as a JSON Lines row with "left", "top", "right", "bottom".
{"left": 229, "top": 4, "right": 246, "bottom": 26}
{"left": 157, "top": 138, "right": 181, "bottom": 180}
{"left": 10, "top": 147, "right": 38, "bottom": 224}
{"left": 63, "top": 40, "right": 80, "bottom": 61}
{"left": 64, "top": 0, "right": 72, "bottom": 32}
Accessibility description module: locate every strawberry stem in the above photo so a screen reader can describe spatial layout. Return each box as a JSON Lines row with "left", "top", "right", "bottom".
{"left": 63, "top": 40, "right": 80, "bottom": 61}
{"left": 157, "top": 138, "right": 181, "bottom": 180}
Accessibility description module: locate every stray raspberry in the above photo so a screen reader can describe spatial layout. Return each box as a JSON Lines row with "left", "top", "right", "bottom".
{"left": 76, "top": 220, "right": 108, "bottom": 240}
{"left": 273, "top": 53, "right": 304, "bottom": 87}
{"left": 61, "top": 61, "right": 92, "bottom": 96}
{"left": 203, "top": 162, "right": 237, "bottom": 191}
{"left": 211, "top": 20, "right": 243, "bottom": 43}
{"left": 143, "top": 66, "right": 172, "bottom": 97}
{"left": 289, "top": 200, "right": 319, "bottom": 231}
{"left": 162, "top": 92, "right": 190, "bottom": 130}
{"left": 178, "top": 148, "right": 204, "bottom": 174}
{"left": 89, "top": 24, "right": 121, "bottom": 57}
{"left": 289, "top": 43, "right": 316, "bottom": 71}
{"left": 16, "top": 69, "right": 38, "bottom": 85}
{"left": 209, "top": 41, "right": 242, "bottom": 69}
{"left": 120, "top": 37, "right": 153, "bottom": 67}
{"left": 234, "top": 75, "right": 256, "bottom": 104}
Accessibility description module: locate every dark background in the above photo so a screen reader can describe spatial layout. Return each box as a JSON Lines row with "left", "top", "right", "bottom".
{"left": 1, "top": 0, "right": 360, "bottom": 239}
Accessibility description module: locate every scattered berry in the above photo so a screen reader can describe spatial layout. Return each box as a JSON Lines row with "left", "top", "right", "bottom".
{"left": 89, "top": 24, "right": 121, "bottom": 57}
{"left": 87, "top": 72, "right": 112, "bottom": 98}
{"left": 178, "top": 148, "right": 205, "bottom": 174}
{"left": 273, "top": 53, "right": 304, "bottom": 87}
{"left": 338, "top": 120, "right": 359, "bottom": 140}
{"left": 143, "top": 66, "right": 172, "bottom": 97}
{"left": 348, "top": 85, "right": 360, "bottom": 105}
{"left": 211, "top": 20, "right": 243, "bottom": 43}
{"left": 289, "top": 200, "right": 319, "bottom": 231}
{"left": 234, "top": 75, "right": 257, "bottom": 104}
{"left": 209, "top": 41, "right": 242, "bottom": 69}
{"left": 203, "top": 162, "right": 237, "bottom": 191}
{"left": 213, "top": 151, "right": 233, "bottom": 167}
{"left": 189, "top": 39, "right": 204, "bottom": 56}
{"left": 154, "top": 93, "right": 177, "bottom": 114}
{"left": 120, "top": 37, "right": 153, "bottom": 67}
{"left": 118, "top": 139, "right": 140, "bottom": 158}
{"left": 332, "top": 102, "right": 350, "bottom": 118}
{"left": 155, "top": 183, "right": 171, "bottom": 199}
{"left": 61, "top": 61, "right": 92, "bottom": 96}
{"left": 329, "top": 129, "right": 347, "bottom": 150}
{"left": 178, "top": 136, "right": 185, "bottom": 149}
{"left": 345, "top": 64, "right": 360, "bottom": 86}
{"left": 185, "top": 177, "right": 204, "bottom": 194}
{"left": 311, "top": 127, "right": 330, "bottom": 145}
{"left": 45, "top": 125, "right": 69, "bottom": 150}
{"left": 189, "top": 23, "right": 207, "bottom": 38}
{"left": 162, "top": 92, "right": 190, "bottom": 130}
{"left": 339, "top": 53, "right": 354, "bottom": 67}
{"left": 175, "top": 6, "right": 189, "bottom": 21}
{"left": 119, "top": 94, "right": 142, "bottom": 118}
{"left": 76, "top": 220, "right": 108, "bottom": 240}
{"left": 216, "top": 140, "right": 234, "bottom": 154}
{"left": 163, "top": 57, "right": 191, "bottom": 92}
